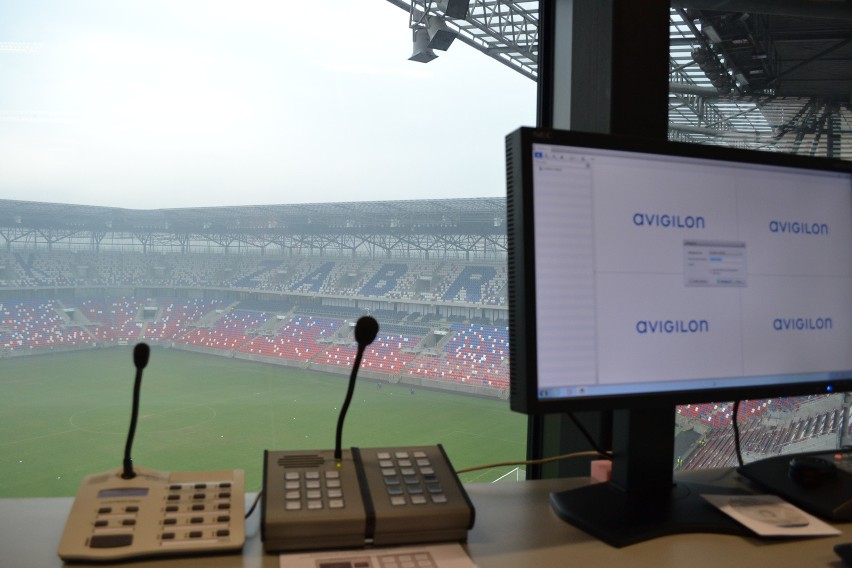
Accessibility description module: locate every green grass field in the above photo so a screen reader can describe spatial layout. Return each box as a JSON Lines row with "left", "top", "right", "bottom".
{"left": 0, "top": 348, "right": 526, "bottom": 497}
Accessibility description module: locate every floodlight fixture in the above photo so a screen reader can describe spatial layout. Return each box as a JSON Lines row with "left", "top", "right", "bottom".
{"left": 437, "top": 0, "right": 469, "bottom": 20}
{"left": 409, "top": 28, "right": 438, "bottom": 63}
{"left": 426, "top": 17, "right": 456, "bottom": 51}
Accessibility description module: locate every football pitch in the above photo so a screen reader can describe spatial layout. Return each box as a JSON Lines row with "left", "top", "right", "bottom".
{"left": 0, "top": 348, "right": 526, "bottom": 497}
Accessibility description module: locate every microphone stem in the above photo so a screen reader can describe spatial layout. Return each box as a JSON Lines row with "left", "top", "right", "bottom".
{"left": 122, "top": 367, "right": 143, "bottom": 479}
{"left": 335, "top": 346, "right": 366, "bottom": 460}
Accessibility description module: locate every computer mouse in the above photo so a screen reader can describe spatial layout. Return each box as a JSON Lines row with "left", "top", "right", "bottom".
{"left": 788, "top": 455, "right": 838, "bottom": 486}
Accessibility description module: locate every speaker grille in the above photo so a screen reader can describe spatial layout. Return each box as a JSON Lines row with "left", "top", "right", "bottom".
{"left": 277, "top": 454, "right": 325, "bottom": 468}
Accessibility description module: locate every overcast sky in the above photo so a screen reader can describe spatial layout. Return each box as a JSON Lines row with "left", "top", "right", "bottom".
{"left": 0, "top": 0, "right": 535, "bottom": 209}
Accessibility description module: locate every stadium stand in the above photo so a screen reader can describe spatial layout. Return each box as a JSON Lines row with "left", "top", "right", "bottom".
{"left": 1, "top": 244, "right": 847, "bottom": 471}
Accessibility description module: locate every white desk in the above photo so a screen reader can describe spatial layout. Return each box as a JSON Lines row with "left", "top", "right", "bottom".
{"left": 2, "top": 473, "right": 850, "bottom": 567}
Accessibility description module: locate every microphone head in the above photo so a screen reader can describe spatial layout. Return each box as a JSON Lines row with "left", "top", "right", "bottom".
{"left": 133, "top": 342, "right": 150, "bottom": 370}
{"left": 354, "top": 316, "right": 379, "bottom": 347}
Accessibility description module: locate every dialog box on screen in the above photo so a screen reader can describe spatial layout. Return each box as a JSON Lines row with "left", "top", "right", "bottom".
{"left": 684, "top": 240, "right": 747, "bottom": 287}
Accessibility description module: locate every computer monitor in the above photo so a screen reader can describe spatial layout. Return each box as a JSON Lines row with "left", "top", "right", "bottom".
{"left": 505, "top": 127, "right": 852, "bottom": 546}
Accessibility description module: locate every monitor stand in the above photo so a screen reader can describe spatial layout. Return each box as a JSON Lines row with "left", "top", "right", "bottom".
{"left": 549, "top": 406, "right": 749, "bottom": 547}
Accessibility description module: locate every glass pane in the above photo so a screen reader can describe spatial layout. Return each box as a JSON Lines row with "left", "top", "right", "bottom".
{"left": 0, "top": 0, "right": 536, "bottom": 497}
{"left": 670, "top": 3, "right": 852, "bottom": 471}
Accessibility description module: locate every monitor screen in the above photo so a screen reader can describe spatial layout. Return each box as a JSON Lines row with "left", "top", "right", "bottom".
{"left": 505, "top": 127, "right": 852, "bottom": 546}
{"left": 506, "top": 127, "right": 852, "bottom": 415}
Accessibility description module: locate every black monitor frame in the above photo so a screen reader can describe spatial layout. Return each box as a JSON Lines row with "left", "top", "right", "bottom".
{"left": 506, "top": 127, "right": 852, "bottom": 546}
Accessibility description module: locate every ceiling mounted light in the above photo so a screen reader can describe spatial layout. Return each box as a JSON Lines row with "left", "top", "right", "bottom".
{"left": 437, "top": 0, "right": 469, "bottom": 20}
{"left": 409, "top": 28, "right": 438, "bottom": 63}
{"left": 427, "top": 17, "right": 456, "bottom": 51}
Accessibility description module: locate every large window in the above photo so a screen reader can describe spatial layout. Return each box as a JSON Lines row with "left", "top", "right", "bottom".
{"left": 0, "top": 1, "right": 536, "bottom": 497}
{"left": 668, "top": 3, "right": 852, "bottom": 472}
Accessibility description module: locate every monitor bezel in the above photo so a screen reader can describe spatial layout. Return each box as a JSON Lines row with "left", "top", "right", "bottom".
{"left": 506, "top": 126, "right": 852, "bottom": 415}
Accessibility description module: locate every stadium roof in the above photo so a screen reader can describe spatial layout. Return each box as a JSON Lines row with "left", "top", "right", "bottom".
{"left": 389, "top": 1, "right": 852, "bottom": 158}
{"left": 0, "top": 197, "right": 507, "bottom": 236}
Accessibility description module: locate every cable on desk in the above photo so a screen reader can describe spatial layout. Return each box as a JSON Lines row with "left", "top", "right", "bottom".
{"left": 454, "top": 450, "right": 609, "bottom": 475}
{"left": 566, "top": 411, "right": 610, "bottom": 458}
{"left": 245, "top": 490, "right": 263, "bottom": 519}
{"left": 733, "top": 400, "right": 744, "bottom": 467}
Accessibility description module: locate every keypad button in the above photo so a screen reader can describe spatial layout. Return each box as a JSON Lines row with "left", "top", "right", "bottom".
{"left": 377, "top": 452, "right": 392, "bottom": 460}
{"left": 327, "top": 489, "right": 343, "bottom": 499}
{"left": 285, "top": 502, "right": 302, "bottom": 511}
{"left": 326, "top": 479, "right": 341, "bottom": 489}
{"left": 285, "top": 491, "right": 301, "bottom": 500}
{"left": 216, "top": 529, "right": 230, "bottom": 537}
{"left": 90, "top": 534, "right": 133, "bottom": 548}
{"left": 329, "top": 499, "right": 345, "bottom": 509}
{"left": 411, "top": 495, "right": 428, "bottom": 505}
{"left": 285, "top": 472, "right": 300, "bottom": 481}
{"left": 285, "top": 481, "right": 300, "bottom": 490}
{"left": 307, "top": 501, "right": 323, "bottom": 510}
{"left": 379, "top": 460, "right": 395, "bottom": 468}
{"left": 390, "top": 496, "right": 407, "bottom": 506}
{"left": 431, "top": 494, "right": 448, "bottom": 504}
{"left": 305, "top": 471, "right": 320, "bottom": 480}
{"left": 306, "top": 490, "right": 322, "bottom": 500}
{"left": 325, "top": 471, "right": 340, "bottom": 479}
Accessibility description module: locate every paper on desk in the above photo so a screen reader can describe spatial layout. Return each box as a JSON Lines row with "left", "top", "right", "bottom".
{"left": 702, "top": 494, "right": 841, "bottom": 537}
{"left": 279, "top": 542, "right": 476, "bottom": 568}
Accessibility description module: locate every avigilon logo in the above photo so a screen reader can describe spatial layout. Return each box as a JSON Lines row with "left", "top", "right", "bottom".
{"left": 768, "top": 220, "right": 828, "bottom": 235}
{"left": 636, "top": 319, "right": 710, "bottom": 334}
{"left": 633, "top": 212, "right": 705, "bottom": 229}
{"left": 773, "top": 317, "right": 833, "bottom": 331}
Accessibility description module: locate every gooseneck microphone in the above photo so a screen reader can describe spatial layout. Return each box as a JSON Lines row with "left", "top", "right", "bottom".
{"left": 122, "top": 342, "right": 151, "bottom": 479}
{"left": 334, "top": 316, "right": 379, "bottom": 460}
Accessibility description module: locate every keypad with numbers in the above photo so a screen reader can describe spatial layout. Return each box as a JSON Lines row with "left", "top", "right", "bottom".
{"left": 58, "top": 467, "right": 245, "bottom": 562}
{"left": 262, "top": 445, "right": 474, "bottom": 552}
{"left": 377, "top": 450, "right": 448, "bottom": 506}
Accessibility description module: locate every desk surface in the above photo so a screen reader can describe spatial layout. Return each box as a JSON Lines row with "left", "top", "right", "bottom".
{"left": 3, "top": 473, "right": 851, "bottom": 567}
